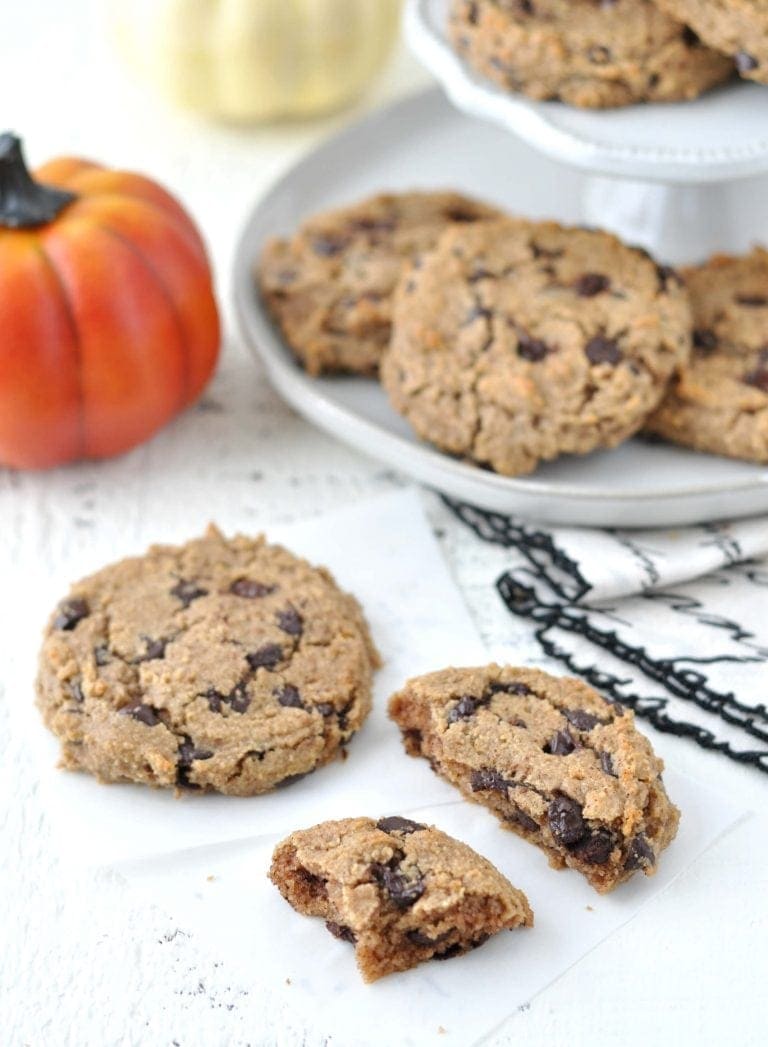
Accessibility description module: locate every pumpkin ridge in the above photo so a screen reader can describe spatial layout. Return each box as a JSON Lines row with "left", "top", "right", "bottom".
{"left": 35, "top": 241, "right": 86, "bottom": 458}
{"left": 95, "top": 222, "right": 190, "bottom": 408}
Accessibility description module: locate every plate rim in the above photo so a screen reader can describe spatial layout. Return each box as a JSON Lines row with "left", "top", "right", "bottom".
{"left": 232, "top": 87, "right": 768, "bottom": 508}
{"left": 405, "top": 0, "right": 768, "bottom": 185}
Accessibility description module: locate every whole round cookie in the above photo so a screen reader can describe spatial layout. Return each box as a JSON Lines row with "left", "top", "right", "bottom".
{"left": 449, "top": 0, "right": 733, "bottom": 108}
{"left": 646, "top": 248, "right": 768, "bottom": 462}
{"left": 258, "top": 190, "right": 502, "bottom": 376}
{"left": 36, "top": 526, "right": 379, "bottom": 796}
{"left": 655, "top": 0, "right": 768, "bottom": 82}
{"left": 381, "top": 218, "right": 692, "bottom": 477}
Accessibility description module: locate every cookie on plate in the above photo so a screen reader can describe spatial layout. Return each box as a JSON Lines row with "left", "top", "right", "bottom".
{"left": 36, "top": 526, "right": 379, "bottom": 795}
{"left": 258, "top": 190, "right": 502, "bottom": 376}
{"left": 381, "top": 218, "right": 692, "bottom": 477}
{"left": 388, "top": 665, "right": 680, "bottom": 894}
{"left": 646, "top": 248, "right": 768, "bottom": 461}
{"left": 449, "top": 0, "right": 733, "bottom": 108}
{"left": 655, "top": 0, "right": 768, "bottom": 82}
{"left": 269, "top": 815, "right": 533, "bottom": 981}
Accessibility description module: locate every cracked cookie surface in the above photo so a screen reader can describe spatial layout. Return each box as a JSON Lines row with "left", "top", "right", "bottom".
{"left": 388, "top": 665, "right": 680, "bottom": 893}
{"left": 269, "top": 815, "right": 533, "bottom": 982}
{"left": 381, "top": 218, "right": 692, "bottom": 477}
{"left": 449, "top": 0, "right": 733, "bottom": 108}
{"left": 646, "top": 248, "right": 768, "bottom": 462}
{"left": 36, "top": 526, "right": 379, "bottom": 796}
{"left": 258, "top": 190, "right": 502, "bottom": 376}
{"left": 656, "top": 0, "right": 768, "bottom": 83}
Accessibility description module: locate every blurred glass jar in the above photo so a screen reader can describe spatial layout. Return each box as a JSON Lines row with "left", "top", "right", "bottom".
{"left": 110, "top": 0, "right": 402, "bottom": 123}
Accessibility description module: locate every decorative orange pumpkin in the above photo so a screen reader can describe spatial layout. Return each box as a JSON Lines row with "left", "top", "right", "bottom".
{"left": 0, "top": 134, "right": 220, "bottom": 469}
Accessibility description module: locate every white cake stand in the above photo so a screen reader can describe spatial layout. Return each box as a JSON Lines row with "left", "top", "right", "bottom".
{"left": 407, "top": 0, "right": 768, "bottom": 263}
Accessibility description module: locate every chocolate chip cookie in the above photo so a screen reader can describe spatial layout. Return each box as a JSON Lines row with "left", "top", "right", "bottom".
{"left": 646, "top": 248, "right": 768, "bottom": 461}
{"left": 381, "top": 218, "right": 692, "bottom": 477}
{"left": 656, "top": 1, "right": 768, "bottom": 82}
{"left": 269, "top": 815, "right": 533, "bottom": 981}
{"left": 36, "top": 526, "right": 379, "bottom": 795}
{"left": 258, "top": 190, "right": 502, "bottom": 376}
{"left": 449, "top": 0, "right": 733, "bottom": 108}
{"left": 388, "top": 665, "right": 680, "bottom": 893}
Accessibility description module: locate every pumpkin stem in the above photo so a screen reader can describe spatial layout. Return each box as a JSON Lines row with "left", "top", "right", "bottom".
{"left": 0, "top": 133, "right": 77, "bottom": 230}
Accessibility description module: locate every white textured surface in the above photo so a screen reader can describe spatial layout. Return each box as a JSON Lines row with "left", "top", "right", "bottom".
{"left": 1, "top": 3, "right": 767, "bottom": 1046}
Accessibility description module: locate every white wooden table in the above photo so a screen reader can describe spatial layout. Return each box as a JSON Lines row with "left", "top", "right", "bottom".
{"left": 1, "top": 3, "right": 766, "bottom": 1044}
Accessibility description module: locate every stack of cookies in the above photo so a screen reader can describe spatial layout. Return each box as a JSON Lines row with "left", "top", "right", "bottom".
{"left": 449, "top": 0, "right": 767, "bottom": 109}
{"left": 259, "top": 190, "right": 768, "bottom": 476}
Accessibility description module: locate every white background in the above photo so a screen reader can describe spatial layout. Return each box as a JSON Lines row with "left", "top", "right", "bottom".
{"left": 1, "top": 2, "right": 766, "bottom": 1045}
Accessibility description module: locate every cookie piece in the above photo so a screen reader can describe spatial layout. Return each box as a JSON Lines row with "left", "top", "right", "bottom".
{"left": 36, "top": 526, "right": 379, "bottom": 795}
{"left": 388, "top": 666, "right": 680, "bottom": 893}
{"left": 258, "top": 190, "right": 501, "bottom": 376}
{"left": 449, "top": 0, "right": 733, "bottom": 108}
{"left": 656, "top": 1, "right": 768, "bottom": 83}
{"left": 269, "top": 815, "right": 533, "bottom": 981}
{"left": 381, "top": 218, "right": 692, "bottom": 477}
{"left": 646, "top": 249, "right": 768, "bottom": 461}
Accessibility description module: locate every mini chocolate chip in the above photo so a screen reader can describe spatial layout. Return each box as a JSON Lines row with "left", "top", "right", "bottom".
{"left": 682, "top": 25, "right": 700, "bottom": 47}
{"left": 548, "top": 795, "right": 585, "bottom": 847}
{"left": 447, "top": 694, "right": 485, "bottom": 723}
{"left": 744, "top": 367, "right": 768, "bottom": 393}
{"left": 350, "top": 216, "right": 396, "bottom": 235}
{"left": 205, "top": 688, "right": 224, "bottom": 713}
{"left": 406, "top": 928, "right": 451, "bottom": 947}
{"left": 94, "top": 645, "right": 110, "bottom": 666}
{"left": 326, "top": 921, "right": 356, "bottom": 944}
{"left": 53, "top": 598, "right": 89, "bottom": 631}
{"left": 545, "top": 729, "right": 576, "bottom": 756}
{"left": 178, "top": 736, "right": 214, "bottom": 765}
{"left": 229, "top": 578, "right": 275, "bottom": 599}
{"left": 574, "top": 273, "right": 610, "bottom": 297}
{"left": 517, "top": 331, "right": 551, "bottom": 361}
{"left": 370, "top": 861, "right": 424, "bottom": 908}
{"left": 469, "top": 266, "right": 495, "bottom": 283}
{"left": 246, "top": 644, "right": 283, "bottom": 670}
{"left": 312, "top": 235, "right": 346, "bottom": 256}
{"left": 434, "top": 934, "right": 490, "bottom": 960}
{"left": 488, "top": 680, "right": 531, "bottom": 696}
{"left": 137, "top": 637, "right": 167, "bottom": 662}
{"left": 585, "top": 335, "right": 622, "bottom": 365}
{"left": 277, "top": 607, "right": 303, "bottom": 636}
{"left": 170, "top": 579, "right": 208, "bottom": 608}
{"left": 376, "top": 816, "right": 426, "bottom": 835}
{"left": 122, "top": 702, "right": 161, "bottom": 727}
{"left": 228, "top": 681, "right": 251, "bottom": 713}
{"left": 564, "top": 709, "right": 600, "bottom": 731}
{"left": 572, "top": 828, "right": 615, "bottom": 865}
{"left": 735, "top": 51, "right": 759, "bottom": 73}
{"left": 599, "top": 751, "right": 617, "bottom": 777}
{"left": 693, "top": 328, "right": 718, "bottom": 352}
{"left": 624, "top": 834, "right": 655, "bottom": 870}
{"left": 444, "top": 207, "right": 481, "bottom": 223}
{"left": 470, "top": 768, "right": 510, "bottom": 794}
{"left": 656, "top": 264, "right": 682, "bottom": 291}
{"left": 276, "top": 684, "right": 303, "bottom": 709}
{"left": 507, "top": 806, "right": 539, "bottom": 833}
{"left": 588, "top": 44, "right": 611, "bottom": 64}
{"left": 316, "top": 702, "right": 335, "bottom": 717}
{"left": 276, "top": 771, "right": 309, "bottom": 788}
{"left": 531, "top": 243, "right": 564, "bottom": 260}
{"left": 68, "top": 680, "right": 84, "bottom": 703}
{"left": 736, "top": 294, "right": 768, "bottom": 307}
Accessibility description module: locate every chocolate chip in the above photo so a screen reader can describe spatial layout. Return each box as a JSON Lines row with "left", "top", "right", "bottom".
{"left": 469, "top": 266, "right": 495, "bottom": 283}
{"left": 277, "top": 607, "right": 303, "bottom": 637}
{"left": 545, "top": 729, "right": 576, "bottom": 756}
{"left": 656, "top": 265, "right": 682, "bottom": 292}
{"left": 376, "top": 816, "right": 426, "bottom": 835}
{"left": 316, "top": 702, "right": 335, "bottom": 717}
{"left": 326, "top": 921, "right": 356, "bottom": 944}
{"left": 548, "top": 795, "right": 585, "bottom": 847}
{"left": 229, "top": 578, "right": 275, "bottom": 599}
{"left": 693, "top": 328, "right": 718, "bottom": 352}
{"left": 744, "top": 366, "right": 768, "bottom": 392}
{"left": 246, "top": 644, "right": 283, "bottom": 670}
{"left": 735, "top": 51, "right": 759, "bottom": 74}
{"left": 599, "top": 751, "right": 617, "bottom": 777}
{"left": 205, "top": 688, "right": 224, "bottom": 713}
{"left": 585, "top": 335, "right": 622, "bottom": 365}
{"left": 736, "top": 294, "right": 768, "bottom": 307}
{"left": 574, "top": 273, "right": 610, "bottom": 297}
{"left": 229, "top": 681, "right": 251, "bottom": 713}
{"left": 470, "top": 768, "right": 510, "bottom": 794}
{"left": 588, "top": 45, "right": 612, "bottom": 65}
{"left": 137, "top": 637, "right": 167, "bottom": 662}
{"left": 624, "top": 834, "right": 655, "bottom": 870}
{"left": 370, "top": 860, "right": 424, "bottom": 908}
{"left": 277, "top": 771, "right": 309, "bottom": 788}
{"left": 350, "top": 216, "right": 396, "bottom": 235}
{"left": 406, "top": 928, "right": 451, "bottom": 947}
{"left": 312, "top": 235, "right": 347, "bottom": 256}
{"left": 488, "top": 680, "right": 531, "bottom": 696}
{"left": 276, "top": 684, "right": 303, "bottom": 709}
{"left": 447, "top": 694, "right": 486, "bottom": 723}
{"left": 178, "top": 736, "right": 214, "bottom": 765}
{"left": 53, "top": 598, "right": 89, "bottom": 631}
{"left": 170, "top": 579, "right": 208, "bottom": 608}
{"left": 94, "top": 645, "right": 110, "bottom": 666}
{"left": 572, "top": 828, "right": 615, "bottom": 865}
{"left": 434, "top": 934, "right": 490, "bottom": 960}
{"left": 121, "top": 702, "right": 161, "bottom": 727}
{"left": 564, "top": 709, "right": 600, "bottom": 731}
{"left": 682, "top": 26, "right": 701, "bottom": 47}
{"left": 445, "top": 207, "right": 482, "bottom": 223}
{"left": 531, "top": 243, "right": 564, "bottom": 260}
{"left": 506, "top": 806, "right": 539, "bottom": 833}
{"left": 68, "top": 680, "right": 84, "bottom": 703}
{"left": 517, "top": 331, "right": 551, "bottom": 362}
